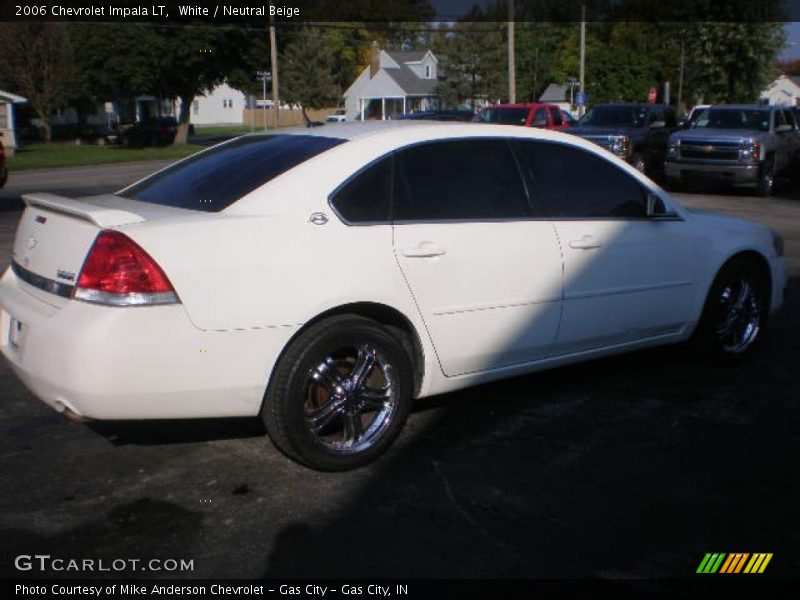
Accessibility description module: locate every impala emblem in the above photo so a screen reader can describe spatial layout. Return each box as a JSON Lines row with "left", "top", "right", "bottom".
{"left": 309, "top": 212, "right": 329, "bottom": 225}
{"left": 26, "top": 237, "right": 37, "bottom": 250}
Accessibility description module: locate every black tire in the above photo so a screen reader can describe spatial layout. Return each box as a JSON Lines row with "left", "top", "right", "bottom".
{"left": 262, "top": 315, "right": 414, "bottom": 471}
{"left": 630, "top": 153, "right": 647, "bottom": 174}
{"left": 690, "top": 258, "right": 769, "bottom": 364}
{"left": 756, "top": 157, "right": 775, "bottom": 197}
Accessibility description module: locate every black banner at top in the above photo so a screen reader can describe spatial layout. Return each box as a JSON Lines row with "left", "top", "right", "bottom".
{"left": 0, "top": 0, "right": 798, "bottom": 24}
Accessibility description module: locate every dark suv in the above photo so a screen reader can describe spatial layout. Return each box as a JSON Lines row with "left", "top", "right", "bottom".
{"left": 567, "top": 103, "right": 677, "bottom": 175}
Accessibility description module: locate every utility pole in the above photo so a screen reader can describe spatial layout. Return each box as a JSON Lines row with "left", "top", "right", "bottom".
{"left": 269, "top": 4, "right": 279, "bottom": 129}
{"left": 677, "top": 40, "right": 685, "bottom": 113}
{"left": 579, "top": 4, "right": 586, "bottom": 117}
{"left": 508, "top": 0, "right": 516, "bottom": 103}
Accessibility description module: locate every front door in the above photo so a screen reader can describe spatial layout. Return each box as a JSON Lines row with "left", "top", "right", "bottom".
{"left": 515, "top": 139, "right": 698, "bottom": 354}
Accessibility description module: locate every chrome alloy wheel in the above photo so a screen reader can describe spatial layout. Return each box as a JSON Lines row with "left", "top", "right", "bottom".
{"left": 303, "top": 344, "right": 397, "bottom": 454}
{"left": 715, "top": 279, "right": 761, "bottom": 354}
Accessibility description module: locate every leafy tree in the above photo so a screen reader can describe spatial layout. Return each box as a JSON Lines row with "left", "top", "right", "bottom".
{"left": 434, "top": 16, "right": 507, "bottom": 108}
{"left": 0, "top": 23, "right": 76, "bottom": 142}
{"left": 281, "top": 28, "right": 341, "bottom": 124}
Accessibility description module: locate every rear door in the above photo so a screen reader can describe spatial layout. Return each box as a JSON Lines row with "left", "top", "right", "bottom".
{"left": 392, "top": 138, "right": 564, "bottom": 377}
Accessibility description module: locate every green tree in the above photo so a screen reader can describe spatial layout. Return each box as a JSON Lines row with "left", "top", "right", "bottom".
{"left": 434, "top": 17, "right": 507, "bottom": 108}
{"left": 281, "top": 28, "right": 341, "bottom": 124}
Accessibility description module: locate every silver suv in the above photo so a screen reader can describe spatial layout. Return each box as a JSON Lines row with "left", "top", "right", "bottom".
{"left": 665, "top": 105, "right": 800, "bottom": 196}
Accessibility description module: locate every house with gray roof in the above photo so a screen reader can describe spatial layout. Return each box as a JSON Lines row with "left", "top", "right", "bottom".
{"left": 343, "top": 43, "right": 440, "bottom": 121}
{"left": 760, "top": 74, "right": 800, "bottom": 107}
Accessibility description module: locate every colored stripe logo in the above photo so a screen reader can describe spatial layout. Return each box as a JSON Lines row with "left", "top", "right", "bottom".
{"left": 697, "top": 553, "right": 773, "bottom": 574}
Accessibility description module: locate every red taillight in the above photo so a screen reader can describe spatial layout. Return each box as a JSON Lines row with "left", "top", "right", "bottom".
{"left": 75, "top": 230, "right": 179, "bottom": 306}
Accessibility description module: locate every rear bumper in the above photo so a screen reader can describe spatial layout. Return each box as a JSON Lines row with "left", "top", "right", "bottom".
{"left": 0, "top": 267, "right": 297, "bottom": 420}
{"left": 665, "top": 160, "right": 759, "bottom": 184}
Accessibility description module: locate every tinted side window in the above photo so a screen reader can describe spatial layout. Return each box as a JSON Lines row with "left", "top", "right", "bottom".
{"left": 517, "top": 141, "right": 647, "bottom": 218}
{"left": 533, "top": 107, "right": 548, "bottom": 125}
{"left": 552, "top": 108, "right": 563, "bottom": 126}
{"left": 394, "top": 140, "right": 530, "bottom": 221}
{"left": 330, "top": 157, "right": 392, "bottom": 223}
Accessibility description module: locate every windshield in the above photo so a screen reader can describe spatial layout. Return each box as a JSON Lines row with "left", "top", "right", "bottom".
{"left": 691, "top": 108, "right": 770, "bottom": 132}
{"left": 119, "top": 134, "right": 346, "bottom": 212}
{"left": 477, "top": 107, "right": 529, "bottom": 126}
{"left": 580, "top": 105, "right": 647, "bottom": 127}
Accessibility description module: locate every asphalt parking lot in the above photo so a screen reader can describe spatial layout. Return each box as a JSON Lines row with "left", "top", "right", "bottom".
{"left": 0, "top": 164, "right": 798, "bottom": 581}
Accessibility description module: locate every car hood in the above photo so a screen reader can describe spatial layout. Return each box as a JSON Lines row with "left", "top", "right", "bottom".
{"left": 568, "top": 125, "right": 638, "bottom": 137}
{"left": 672, "top": 128, "right": 765, "bottom": 142}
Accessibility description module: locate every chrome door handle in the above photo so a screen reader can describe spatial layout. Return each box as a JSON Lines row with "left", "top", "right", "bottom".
{"left": 401, "top": 243, "right": 447, "bottom": 258}
{"left": 569, "top": 235, "right": 602, "bottom": 250}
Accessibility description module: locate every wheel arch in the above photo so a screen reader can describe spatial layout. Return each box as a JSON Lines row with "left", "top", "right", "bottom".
{"left": 261, "top": 302, "right": 427, "bottom": 415}
{"left": 709, "top": 249, "right": 773, "bottom": 310}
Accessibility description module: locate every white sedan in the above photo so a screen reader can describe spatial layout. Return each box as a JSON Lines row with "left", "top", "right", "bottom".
{"left": 0, "top": 123, "right": 787, "bottom": 470}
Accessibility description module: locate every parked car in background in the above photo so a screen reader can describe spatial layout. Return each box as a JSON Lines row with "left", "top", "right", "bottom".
{"left": 476, "top": 103, "right": 571, "bottom": 130}
{"left": 74, "top": 123, "right": 120, "bottom": 146}
{"left": 566, "top": 103, "right": 677, "bottom": 175}
{"left": 397, "top": 109, "right": 474, "bottom": 122}
{"left": 119, "top": 117, "right": 178, "bottom": 146}
{"left": 326, "top": 109, "right": 347, "bottom": 123}
{"left": 679, "top": 104, "right": 711, "bottom": 129}
{"left": 665, "top": 104, "right": 800, "bottom": 196}
{"left": 0, "top": 142, "right": 7, "bottom": 189}
{"left": 0, "top": 123, "right": 787, "bottom": 471}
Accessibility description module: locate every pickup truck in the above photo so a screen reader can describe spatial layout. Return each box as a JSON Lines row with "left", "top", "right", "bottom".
{"left": 566, "top": 103, "right": 677, "bottom": 175}
{"left": 665, "top": 104, "right": 800, "bottom": 196}
{"left": 475, "top": 103, "right": 571, "bottom": 131}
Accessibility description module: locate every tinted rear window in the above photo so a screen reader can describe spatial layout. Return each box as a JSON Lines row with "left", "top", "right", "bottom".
{"left": 119, "top": 134, "right": 346, "bottom": 212}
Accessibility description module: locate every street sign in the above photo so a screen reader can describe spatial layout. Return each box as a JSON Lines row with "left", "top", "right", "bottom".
{"left": 648, "top": 87, "right": 657, "bottom": 103}
{"left": 575, "top": 92, "right": 586, "bottom": 107}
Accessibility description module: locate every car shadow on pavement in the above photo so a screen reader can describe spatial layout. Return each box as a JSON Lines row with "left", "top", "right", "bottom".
{"left": 258, "top": 278, "right": 800, "bottom": 580}
{"left": 88, "top": 417, "right": 266, "bottom": 446}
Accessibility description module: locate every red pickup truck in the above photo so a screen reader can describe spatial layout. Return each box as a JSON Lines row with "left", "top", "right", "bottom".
{"left": 476, "top": 103, "right": 572, "bottom": 131}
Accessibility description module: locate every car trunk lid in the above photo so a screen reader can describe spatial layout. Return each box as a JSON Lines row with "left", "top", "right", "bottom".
{"left": 11, "top": 193, "right": 186, "bottom": 307}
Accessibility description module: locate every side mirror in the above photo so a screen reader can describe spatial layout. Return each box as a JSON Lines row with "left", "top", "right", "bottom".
{"left": 645, "top": 192, "right": 676, "bottom": 218}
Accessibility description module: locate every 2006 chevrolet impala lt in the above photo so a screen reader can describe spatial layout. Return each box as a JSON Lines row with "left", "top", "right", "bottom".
{"left": 0, "top": 122, "right": 788, "bottom": 470}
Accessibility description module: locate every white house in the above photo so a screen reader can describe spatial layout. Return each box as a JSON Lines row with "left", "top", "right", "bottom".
{"left": 184, "top": 82, "right": 247, "bottom": 126}
{"left": 343, "top": 43, "right": 440, "bottom": 121}
{"left": 539, "top": 83, "right": 573, "bottom": 114}
{"left": 0, "top": 89, "right": 27, "bottom": 156}
{"left": 760, "top": 74, "right": 800, "bottom": 107}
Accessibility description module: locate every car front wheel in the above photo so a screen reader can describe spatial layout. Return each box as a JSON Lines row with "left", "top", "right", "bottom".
{"left": 262, "top": 315, "right": 414, "bottom": 471}
{"left": 691, "top": 259, "right": 768, "bottom": 364}
{"left": 756, "top": 158, "right": 775, "bottom": 197}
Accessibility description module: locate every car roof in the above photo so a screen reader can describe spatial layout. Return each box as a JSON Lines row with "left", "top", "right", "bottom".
{"left": 484, "top": 103, "right": 556, "bottom": 109}
{"left": 706, "top": 104, "right": 771, "bottom": 110}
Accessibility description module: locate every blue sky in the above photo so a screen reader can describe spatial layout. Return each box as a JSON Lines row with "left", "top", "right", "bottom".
{"left": 782, "top": 22, "right": 800, "bottom": 59}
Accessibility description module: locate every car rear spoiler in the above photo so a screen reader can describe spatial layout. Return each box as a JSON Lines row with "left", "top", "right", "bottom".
{"left": 23, "top": 193, "right": 145, "bottom": 228}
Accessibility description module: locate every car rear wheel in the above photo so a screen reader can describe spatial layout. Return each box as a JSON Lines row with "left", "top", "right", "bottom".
{"left": 262, "top": 315, "right": 414, "bottom": 471}
{"left": 690, "top": 258, "right": 768, "bottom": 364}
